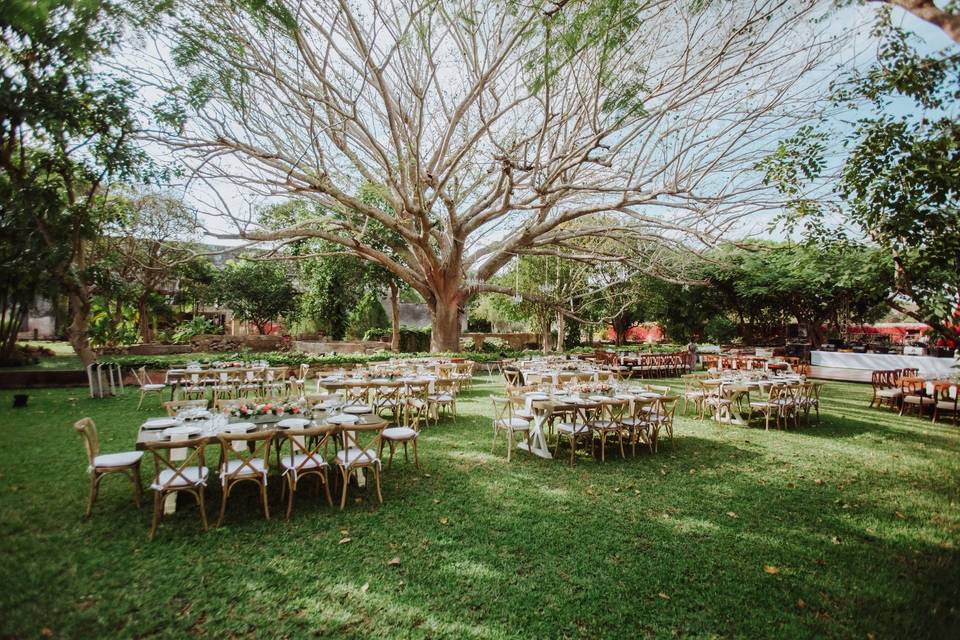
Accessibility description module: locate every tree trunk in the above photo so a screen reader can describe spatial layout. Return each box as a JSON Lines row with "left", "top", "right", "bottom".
{"left": 388, "top": 280, "right": 401, "bottom": 353}
{"left": 430, "top": 293, "right": 462, "bottom": 352}
{"left": 137, "top": 296, "right": 153, "bottom": 343}
{"left": 66, "top": 290, "right": 97, "bottom": 368}
{"left": 556, "top": 311, "right": 566, "bottom": 352}
{"left": 540, "top": 315, "right": 553, "bottom": 353}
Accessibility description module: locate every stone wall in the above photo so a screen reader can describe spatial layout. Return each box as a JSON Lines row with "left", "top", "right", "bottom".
{"left": 294, "top": 340, "right": 386, "bottom": 355}
{"left": 190, "top": 334, "right": 287, "bottom": 352}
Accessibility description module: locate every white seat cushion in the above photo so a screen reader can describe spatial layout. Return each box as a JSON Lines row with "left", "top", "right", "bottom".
{"left": 496, "top": 418, "right": 530, "bottom": 430}
{"left": 556, "top": 422, "right": 589, "bottom": 434}
{"left": 93, "top": 451, "right": 143, "bottom": 468}
{"left": 143, "top": 384, "right": 166, "bottom": 391}
{"left": 151, "top": 466, "right": 208, "bottom": 490}
{"left": 936, "top": 401, "right": 958, "bottom": 410}
{"left": 280, "top": 454, "right": 327, "bottom": 472}
{"left": 335, "top": 447, "right": 379, "bottom": 466}
{"left": 876, "top": 389, "right": 902, "bottom": 398}
{"left": 513, "top": 409, "right": 534, "bottom": 419}
{"left": 904, "top": 396, "right": 936, "bottom": 405}
{"left": 429, "top": 394, "right": 455, "bottom": 402}
{"left": 381, "top": 426, "right": 418, "bottom": 440}
{"left": 221, "top": 458, "right": 267, "bottom": 478}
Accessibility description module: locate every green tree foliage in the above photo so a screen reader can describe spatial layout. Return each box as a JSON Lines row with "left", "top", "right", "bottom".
{"left": 214, "top": 260, "right": 298, "bottom": 334}
{"left": 345, "top": 291, "right": 390, "bottom": 340}
{"left": 0, "top": 0, "right": 161, "bottom": 365}
{"left": 761, "top": 8, "right": 960, "bottom": 341}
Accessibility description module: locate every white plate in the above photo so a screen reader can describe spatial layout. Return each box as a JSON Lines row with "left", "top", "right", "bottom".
{"left": 162, "top": 425, "right": 202, "bottom": 439}
{"left": 328, "top": 414, "right": 359, "bottom": 425}
{"left": 342, "top": 405, "right": 372, "bottom": 415}
{"left": 143, "top": 418, "right": 179, "bottom": 430}
{"left": 589, "top": 395, "right": 611, "bottom": 402}
{"left": 525, "top": 393, "right": 549, "bottom": 400}
{"left": 277, "top": 418, "right": 310, "bottom": 429}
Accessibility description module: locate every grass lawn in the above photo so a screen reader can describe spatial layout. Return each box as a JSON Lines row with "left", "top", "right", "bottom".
{"left": 1, "top": 376, "right": 958, "bottom": 639}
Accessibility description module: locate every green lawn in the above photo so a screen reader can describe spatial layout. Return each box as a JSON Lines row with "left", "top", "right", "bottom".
{"left": 1, "top": 377, "right": 958, "bottom": 639}
{"left": 9, "top": 341, "right": 83, "bottom": 371}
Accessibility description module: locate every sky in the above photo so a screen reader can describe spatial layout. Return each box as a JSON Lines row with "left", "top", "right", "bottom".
{"left": 128, "top": 2, "right": 956, "bottom": 249}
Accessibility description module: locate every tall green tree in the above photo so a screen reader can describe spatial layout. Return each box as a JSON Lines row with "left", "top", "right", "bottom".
{"left": 0, "top": 0, "right": 159, "bottom": 366}
{"left": 215, "top": 260, "right": 299, "bottom": 334}
{"left": 762, "top": 7, "right": 960, "bottom": 342}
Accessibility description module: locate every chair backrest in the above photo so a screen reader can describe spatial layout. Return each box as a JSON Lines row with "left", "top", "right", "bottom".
{"left": 503, "top": 368, "right": 521, "bottom": 387}
{"left": 145, "top": 438, "right": 207, "bottom": 491}
{"left": 217, "top": 430, "right": 275, "bottom": 479}
{"left": 298, "top": 363, "right": 310, "bottom": 379}
{"left": 340, "top": 422, "right": 384, "bottom": 468}
{"left": 134, "top": 367, "right": 151, "bottom": 386}
{"left": 164, "top": 399, "right": 208, "bottom": 416}
{"left": 490, "top": 396, "right": 513, "bottom": 424}
{"left": 281, "top": 425, "right": 334, "bottom": 473}
{"left": 73, "top": 418, "right": 99, "bottom": 465}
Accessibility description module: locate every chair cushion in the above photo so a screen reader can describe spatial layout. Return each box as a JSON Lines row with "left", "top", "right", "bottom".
{"left": 151, "top": 466, "right": 208, "bottom": 490}
{"left": 429, "top": 394, "right": 455, "bottom": 402}
{"left": 513, "top": 409, "right": 534, "bottom": 419}
{"left": 143, "top": 384, "right": 166, "bottom": 391}
{"left": 280, "top": 454, "right": 327, "bottom": 472}
{"left": 556, "top": 422, "right": 589, "bottom": 434}
{"left": 496, "top": 418, "right": 530, "bottom": 430}
{"left": 335, "top": 447, "right": 379, "bottom": 466}
{"left": 936, "top": 401, "right": 958, "bottom": 411}
{"left": 221, "top": 458, "right": 267, "bottom": 478}
{"left": 382, "top": 426, "right": 418, "bottom": 440}
{"left": 876, "top": 389, "right": 902, "bottom": 398}
{"left": 904, "top": 396, "right": 936, "bottom": 405}
{"left": 93, "top": 451, "right": 143, "bottom": 468}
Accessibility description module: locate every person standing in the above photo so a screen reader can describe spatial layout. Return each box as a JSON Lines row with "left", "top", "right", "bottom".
{"left": 687, "top": 338, "right": 698, "bottom": 372}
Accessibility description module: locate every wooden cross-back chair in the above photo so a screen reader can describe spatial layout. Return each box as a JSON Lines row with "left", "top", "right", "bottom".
{"left": 279, "top": 425, "right": 334, "bottom": 518}
{"left": 372, "top": 385, "right": 404, "bottom": 424}
{"left": 333, "top": 422, "right": 384, "bottom": 510}
{"left": 402, "top": 382, "right": 431, "bottom": 432}
{"left": 589, "top": 399, "right": 628, "bottom": 462}
{"left": 216, "top": 429, "right": 274, "bottom": 526}
{"left": 73, "top": 418, "right": 143, "bottom": 517}
{"left": 163, "top": 399, "right": 208, "bottom": 417}
{"left": 210, "top": 370, "right": 236, "bottom": 402}
{"left": 133, "top": 367, "right": 167, "bottom": 410}
{"left": 503, "top": 368, "right": 522, "bottom": 388}
{"left": 427, "top": 379, "right": 457, "bottom": 423}
{"left": 620, "top": 397, "right": 656, "bottom": 457}
{"left": 647, "top": 395, "right": 679, "bottom": 451}
{"left": 343, "top": 384, "right": 370, "bottom": 407}
{"left": 490, "top": 395, "right": 531, "bottom": 462}
{"left": 553, "top": 400, "right": 594, "bottom": 466}
{"left": 144, "top": 438, "right": 208, "bottom": 540}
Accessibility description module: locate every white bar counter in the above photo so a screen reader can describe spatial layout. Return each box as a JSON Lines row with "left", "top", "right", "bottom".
{"left": 811, "top": 350, "right": 956, "bottom": 380}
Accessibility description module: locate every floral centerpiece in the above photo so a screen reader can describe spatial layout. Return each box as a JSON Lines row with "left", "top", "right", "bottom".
{"left": 227, "top": 402, "right": 306, "bottom": 422}
{"left": 578, "top": 382, "right": 613, "bottom": 394}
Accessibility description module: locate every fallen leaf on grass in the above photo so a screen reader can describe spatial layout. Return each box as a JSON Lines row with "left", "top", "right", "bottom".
{"left": 339, "top": 537, "right": 352, "bottom": 545}
{"left": 831, "top": 536, "right": 842, "bottom": 545}
{"left": 360, "top": 583, "right": 369, "bottom": 593}
{"left": 40, "top": 629, "right": 53, "bottom": 638}
{"left": 387, "top": 557, "right": 401, "bottom": 567}
{"left": 658, "top": 592, "right": 671, "bottom": 600}
{"left": 340, "top": 529, "right": 349, "bottom": 536}
{"left": 725, "top": 512, "right": 738, "bottom": 519}
{"left": 814, "top": 479, "right": 824, "bottom": 486}
{"left": 439, "top": 517, "right": 449, "bottom": 526}
{"left": 895, "top": 511, "right": 905, "bottom": 520}
{"left": 796, "top": 599, "right": 806, "bottom": 609}
{"left": 762, "top": 564, "right": 780, "bottom": 575}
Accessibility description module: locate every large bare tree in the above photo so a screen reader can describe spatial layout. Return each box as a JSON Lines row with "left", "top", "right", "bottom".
{"left": 147, "top": 0, "right": 843, "bottom": 351}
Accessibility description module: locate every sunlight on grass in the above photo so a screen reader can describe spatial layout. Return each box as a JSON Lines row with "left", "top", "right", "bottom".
{"left": 0, "top": 375, "right": 958, "bottom": 638}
